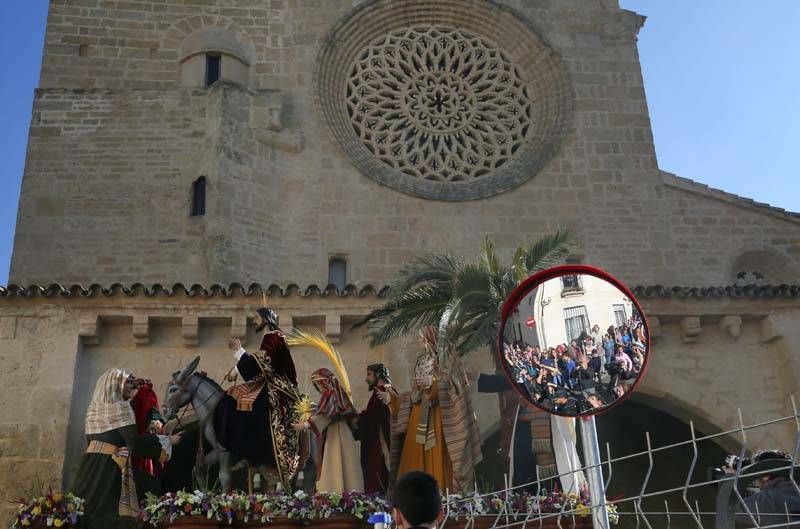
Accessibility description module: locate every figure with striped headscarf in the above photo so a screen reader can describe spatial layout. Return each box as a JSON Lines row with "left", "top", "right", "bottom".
{"left": 292, "top": 368, "right": 364, "bottom": 493}
{"left": 392, "top": 327, "right": 482, "bottom": 492}
{"left": 73, "top": 369, "right": 183, "bottom": 529}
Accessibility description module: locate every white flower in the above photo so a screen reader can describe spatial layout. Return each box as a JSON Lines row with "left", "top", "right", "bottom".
{"left": 293, "top": 490, "right": 307, "bottom": 500}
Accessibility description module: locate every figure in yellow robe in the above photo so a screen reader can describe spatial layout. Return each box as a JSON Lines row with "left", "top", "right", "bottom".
{"left": 396, "top": 376, "right": 454, "bottom": 491}
{"left": 395, "top": 327, "right": 462, "bottom": 490}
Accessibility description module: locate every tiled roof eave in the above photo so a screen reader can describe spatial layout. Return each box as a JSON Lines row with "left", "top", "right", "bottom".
{"left": 0, "top": 283, "right": 798, "bottom": 300}
{"left": 631, "top": 284, "right": 800, "bottom": 299}
{"left": 0, "top": 283, "right": 391, "bottom": 299}
{"left": 661, "top": 170, "right": 800, "bottom": 223}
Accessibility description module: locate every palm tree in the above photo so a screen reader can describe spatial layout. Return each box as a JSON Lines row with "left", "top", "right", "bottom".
{"left": 352, "top": 229, "right": 572, "bottom": 363}
{"left": 352, "top": 230, "right": 572, "bottom": 487}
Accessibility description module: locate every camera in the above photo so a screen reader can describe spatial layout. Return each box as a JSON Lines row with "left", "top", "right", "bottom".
{"left": 725, "top": 454, "right": 752, "bottom": 469}
{"left": 708, "top": 466, "right": 727, "bottom": 483}
{"left": 707, "top": 454, "right": 753, "bottom": 486}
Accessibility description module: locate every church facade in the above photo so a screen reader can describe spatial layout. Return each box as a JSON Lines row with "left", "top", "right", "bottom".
{"left": 1, "top": 0, "right": 799, "bottom": 519}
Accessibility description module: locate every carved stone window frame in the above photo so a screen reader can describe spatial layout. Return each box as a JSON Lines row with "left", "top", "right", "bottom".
{"left": 314, "top": 0, "right": 574, "bottom": 201}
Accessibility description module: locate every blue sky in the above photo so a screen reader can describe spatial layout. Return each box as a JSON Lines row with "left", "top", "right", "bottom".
{"left": 0, "top": 2, "right": 798, "bottom": 286}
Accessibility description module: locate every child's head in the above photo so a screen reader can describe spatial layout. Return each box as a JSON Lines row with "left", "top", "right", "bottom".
{"left": 391, "top": 471, "right": 442, "bottom": 529}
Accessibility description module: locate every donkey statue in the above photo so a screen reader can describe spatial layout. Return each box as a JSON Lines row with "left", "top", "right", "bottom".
{"left": 162, "top": 356, "right": 315, "bottom": 492}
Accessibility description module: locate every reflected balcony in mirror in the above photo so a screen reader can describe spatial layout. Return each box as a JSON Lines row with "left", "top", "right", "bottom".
{"left": 560, "top": 274, "right": 583, "bottom": 297}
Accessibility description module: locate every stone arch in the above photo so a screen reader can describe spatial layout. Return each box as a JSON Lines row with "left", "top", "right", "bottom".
{"left": 596, "top": 397, "right": 730, "bottom": 528}
{"left": 162, "top": 15, "right": 256, "bottom": 88}
{"left": 731, "top": 249, "right": 796, "bottom": 285}
{"left": 179, "top": 26, "right": 253, "bottom": 66}
{"left": 631, "top": 385, "right": 742, "bottom": 454}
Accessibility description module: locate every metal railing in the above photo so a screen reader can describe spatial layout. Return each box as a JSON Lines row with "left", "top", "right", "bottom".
{"left": 440, "top": 396, "right": 800, "bottom": 529}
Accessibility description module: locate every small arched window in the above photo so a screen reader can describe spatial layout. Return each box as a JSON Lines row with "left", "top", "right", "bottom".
{"left": 734, "top": 270, "right": 766, "bottom": 287}
{"left": 191, "top": 176, "right": 206, "bottom": 217}
{"left": 328, "top": 257, "right": 347, "bottom": 291}
{"left": 731, "top": 250, "right": 795, "bottom": 286}
{"left": 205, "top": 54, "right": 221, "bottom": 87}
{"left": 179, "top": 26, "right": 252, "bottom": 88}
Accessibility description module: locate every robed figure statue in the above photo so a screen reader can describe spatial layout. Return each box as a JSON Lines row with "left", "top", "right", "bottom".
{"left": 74, "top": 370, "right": 182, "bottom": 529}
{"left": 214, "top": 307, "right": 301, "bottom": 489}
{"left": 391, "top": 327, "right": 482, "bottom": 492}
{"left": 293, "top": 368, "right": 364, "bottom": 494}
{"left": 355, "top": 363, "right": 398, "bottom": 495}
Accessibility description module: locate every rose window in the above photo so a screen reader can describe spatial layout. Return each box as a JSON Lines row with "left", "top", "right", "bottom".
{"left": 346, "top": 27, "right": 532, "bottom": 183}
{"left": 315, "top": 0, "right": 573, "bottom": 200}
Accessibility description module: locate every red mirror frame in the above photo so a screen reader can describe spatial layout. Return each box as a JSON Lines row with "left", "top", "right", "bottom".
{"left": 497, "top": 264, "right": 652, "bottom": 417}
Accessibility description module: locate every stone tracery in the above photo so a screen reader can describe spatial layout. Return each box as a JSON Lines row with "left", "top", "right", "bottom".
{"left": 315, "top": 0, "right": 574, "bottom": 201}
{"left": 346, "top": 26, "right": 532, "bottom": 183}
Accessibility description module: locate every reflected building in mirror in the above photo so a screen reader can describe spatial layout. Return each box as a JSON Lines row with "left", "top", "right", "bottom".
{"left": 507, "top": 274, "right": 634, "bottom": 350}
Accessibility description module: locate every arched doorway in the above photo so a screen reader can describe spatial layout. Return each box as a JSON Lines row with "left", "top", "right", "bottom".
{"left": 594, "top": 399, "right": 730, "bottom": 528}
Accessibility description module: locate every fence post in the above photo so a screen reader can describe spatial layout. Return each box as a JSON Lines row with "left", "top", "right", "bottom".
{"left": 580, "top": 416, "right": 610, "bottom": 529}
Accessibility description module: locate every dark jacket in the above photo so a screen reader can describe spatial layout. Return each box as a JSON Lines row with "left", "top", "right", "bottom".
{"left": 736, "top": 477, "right": 800, "bottom": 527}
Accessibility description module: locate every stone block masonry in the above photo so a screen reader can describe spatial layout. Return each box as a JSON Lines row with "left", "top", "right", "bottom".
{"left": 12, "top": 0, "right": 799, "bottom": 289}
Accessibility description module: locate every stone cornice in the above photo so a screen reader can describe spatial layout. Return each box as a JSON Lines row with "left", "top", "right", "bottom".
{"left": 0, "top": 283, "right": 390, "bottom": 300}
{"left": 630, "top": 284, "right": 800, "bottom": 299}
{"left": 1, "top": 282, "right": 798, "bottom": 300}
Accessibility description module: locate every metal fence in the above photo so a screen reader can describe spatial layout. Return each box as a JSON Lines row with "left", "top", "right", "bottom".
{"left": 441, "top": 396, "right": 800, "bottom": 529}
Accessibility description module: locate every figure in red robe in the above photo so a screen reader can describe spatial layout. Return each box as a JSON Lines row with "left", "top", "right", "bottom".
{"left": 355, "top": 363, "right": 397, "bottom": 495}
{"left": 130, "top": 379, "right": 166, "bottom": 478}
{"left": 130, "top": 379, "right": 172, "bottom": 498}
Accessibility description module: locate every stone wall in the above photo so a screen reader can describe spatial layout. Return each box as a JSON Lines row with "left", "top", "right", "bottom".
{"left": 1, "top": 290, "right": 799, "bottom": 522}
{"left": 4, "top": 0, "right": 799, "bottom": 524}
{"left": 640, "top": 313, "right": 799, "bottom": 452}
{"left": 13, "top": 0, "right": 798, "bottom": 289}
{"left": 0, "top": 290, "right": 497, "bottom": 521}
{"left": 0, "top": 304, "right": 81, "bottom": 521}
{"left": 11, "top": 87, "right": 213, "bottom": 283}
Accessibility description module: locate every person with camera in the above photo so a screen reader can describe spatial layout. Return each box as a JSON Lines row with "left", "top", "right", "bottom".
{"left": 715, "top": 450, "right": 800, "bottom": 528}
{"left": 606, "top": 345, "right": 633, "bottom": 387}
{"left": 550, "top": 387, "right": 579, "bottom": 415}
{"left": 570, "top": 355, "right": 596, "bottom": 395}
{"left": 735, "top": 451, "right": 800, "bottom": 528}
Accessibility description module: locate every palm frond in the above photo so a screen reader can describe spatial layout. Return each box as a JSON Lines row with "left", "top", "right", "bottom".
{"left": 513, "top": 228, "right": 572, "bottom": 282}
{"left": 486, "top": 267, "right": 515, "bottom": 304}
{"left": 286, "top": 327, "right": 352, "bottom": 397}
{"left": 438, "top": 264, "right": 499, "bottom": 357}
{"left": 388, "top": 253, "right": 463, "bottom": 296}
{"left": 454, "top": 313, "right": 498, "bottom": 356}
{"left": 436, "top": 298, "right": 460, "bottom": 364}
{"left": 355, "top": 284, "right": 452, "bottom": 346}
{"left": 354, "top": 232, "right": 571, "bottom": 365}
{"left": 479, "top": 236, "right": 502, "bottom": 276}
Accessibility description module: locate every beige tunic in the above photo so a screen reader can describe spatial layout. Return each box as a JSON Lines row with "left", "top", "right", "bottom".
{"left": 310, "top": 414, "right": 364, "bottom": 493}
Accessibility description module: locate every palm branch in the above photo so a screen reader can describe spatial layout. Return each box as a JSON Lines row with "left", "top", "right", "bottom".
{"left": 352, "top": 254, "right": 459, "bottom": 345}
{"left": 286, "top": 327, "right": 352, "bottom": 397}
{"left": 512, "top": 228, "right": 572, "bottom": 282}
{"left": 352, "top": 230, "right": 572, "bottom": 360}
{"left": 352, "top": 283, "right": 452, "bottom": 346}
{"left": 387, "top": 253, "right": 463, "bottom": 296}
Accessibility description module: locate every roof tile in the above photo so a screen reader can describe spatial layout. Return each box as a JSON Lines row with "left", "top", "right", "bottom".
{"left": 1, "top": 283, "right": 798, "bottom": 300}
